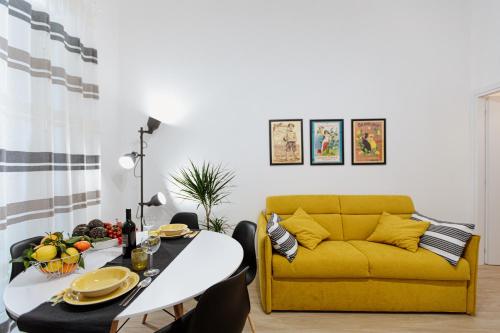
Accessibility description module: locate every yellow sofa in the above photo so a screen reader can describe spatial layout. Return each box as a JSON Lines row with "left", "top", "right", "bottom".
{"left": 257, "top": 195, "right": 479, "bottom": 314}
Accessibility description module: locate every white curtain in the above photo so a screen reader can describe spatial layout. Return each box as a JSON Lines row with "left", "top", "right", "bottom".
{"left": 0, "top": 0, "right": 100, "bottom": 323}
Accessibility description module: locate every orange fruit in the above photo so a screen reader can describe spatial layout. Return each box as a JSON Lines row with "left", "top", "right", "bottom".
{"left": 74, "top": 241, "right": 91, "bottom": 252}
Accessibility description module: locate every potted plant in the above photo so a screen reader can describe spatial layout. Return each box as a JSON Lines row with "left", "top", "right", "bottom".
{"left": 171, "top": 160, "right": 235, "bottom": 233}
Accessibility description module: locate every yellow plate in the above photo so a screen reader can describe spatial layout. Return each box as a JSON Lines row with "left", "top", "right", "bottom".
{"left": 159, "top": 224, "right": 188, "bottom": 236}
{"left": 63, "top": 272, "right": 140, "bottom": 306}
{"left": 71, "top": 266, "right": 130, "bottom": 297}
{"left": 160, "top": 229, "right": 190, "bottom": 239}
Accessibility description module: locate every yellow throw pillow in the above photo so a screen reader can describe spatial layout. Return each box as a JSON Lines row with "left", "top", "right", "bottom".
{"left": 367, "top": 212, "right": 430, "bottom": 252}
{"left": 280, "top": 207, "right": 330, "bottom": 250}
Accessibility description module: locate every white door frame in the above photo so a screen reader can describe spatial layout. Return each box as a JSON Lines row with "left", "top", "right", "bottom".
{"left": 472, "top": 81, "right": 500, "bottom": 265}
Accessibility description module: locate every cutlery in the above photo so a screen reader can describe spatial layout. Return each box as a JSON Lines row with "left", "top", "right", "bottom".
{"left": 119, "top": 277, "right": 152, "bottom": 307}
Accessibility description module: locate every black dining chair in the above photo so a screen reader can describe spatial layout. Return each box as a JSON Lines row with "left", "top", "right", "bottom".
{"left": 8, "top": 236, "right": 43, "bottom": 323}
{"left": 231, "top": 221, "right": 257, "bottom": 285}
{"left": 155, "top": 268, "right": 250, "bottom": 333}
{"left": 171, "top": 212, "right": 199, "bottom": 230}
{"left": 231, "top": 220, "right": 257, "bottom": 333}
{"left": 10, "top": 236, "right": 43, "bottom": 282}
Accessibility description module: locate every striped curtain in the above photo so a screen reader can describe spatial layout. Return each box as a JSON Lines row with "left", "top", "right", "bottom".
{"left": 0, "top": 0, "right": 100, "bottom": 323}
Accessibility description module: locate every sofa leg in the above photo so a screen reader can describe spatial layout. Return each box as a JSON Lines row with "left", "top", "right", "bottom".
{"left": 142, "top": 314, "right": 148, "bottom": 324}
{"left": 247, "top": 314, "right": 256, "bottom": 333}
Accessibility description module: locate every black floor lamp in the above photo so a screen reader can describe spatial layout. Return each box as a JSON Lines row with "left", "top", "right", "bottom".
{"left": 119, "top": 117, "right": 166, "bottom": 230}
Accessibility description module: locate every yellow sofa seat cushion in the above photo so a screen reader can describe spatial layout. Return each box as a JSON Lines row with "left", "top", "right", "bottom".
{"left": 272, "top": 241, "right": 370, "bottom": 279}
{"left": 366, "top": 212, "right": 430, "bottom": 252}
{"left": 348, "top": 240, "right": 470, "bottom": 281}
{"left": 280, "top": 208, "right": 330, "bottom": 250}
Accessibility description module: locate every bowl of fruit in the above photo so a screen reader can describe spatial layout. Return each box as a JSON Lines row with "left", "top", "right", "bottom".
{"left": 11, "top": 232, "right": 91, "bottom": 279}
{"left": 72, "top": 219, "right": 123, "bottom": 251}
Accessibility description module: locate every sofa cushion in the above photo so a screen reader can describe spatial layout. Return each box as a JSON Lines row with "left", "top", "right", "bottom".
{"left": 272, "top": 241, "right": 369, "bottom": 279}
{"left": 271, "top": 214, "right": 343, "bottom": 241}
{"left": 280, "top": 208, "right": 330, "bottom": 250}
{"left": 348, "top": 240, "right": 470, "bottom": 281}
{"left": 267, "top": 213, "right": 298, "bottom": 262}
{"left": 341, "top": 214, "right": 411, "bottom": 240}
{"left": 411, "top": 212, "right": 475, "bottom": 266}
{"left": 367, "top": 212, "right": 430, "bottom": 252}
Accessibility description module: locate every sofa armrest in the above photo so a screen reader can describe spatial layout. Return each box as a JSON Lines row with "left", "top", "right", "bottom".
{"left": 463, "top": 235, "right": 480, "bottom": 315}
{"left": 257, "top": 213, "right": 273, "bottom": 313}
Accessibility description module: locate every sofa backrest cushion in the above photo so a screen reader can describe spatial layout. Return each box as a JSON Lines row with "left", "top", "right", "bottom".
{"left": 340, "top": 195, "right": 415, "bottom": 240}
{"left": 266, "top": 195, "right": 341, "bottom": 215}
{"left": 266, "top": 194, "right": 415, "bottom": 241}
{"left": 266, "top": 195, "right": 343, "bottom": 240}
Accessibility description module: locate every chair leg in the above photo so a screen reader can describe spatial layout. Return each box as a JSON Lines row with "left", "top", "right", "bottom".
{"left": 247, "top": 314, "right": 256, "bottom": 333}
{"left": 142, "top": 314, "right": 148, "bottom": 324}
{"left": 173, "top": 303, "right": 184, "bottom": 319}
{"left": 109, "top": 320, "right": 119, "bottom": 333}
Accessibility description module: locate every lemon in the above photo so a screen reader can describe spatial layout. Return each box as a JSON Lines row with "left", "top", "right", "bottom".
{"left": 32, "top": 245, "right": 57, "bottom": 262}
{"left": 44, "top": 260, "right": 62, "bottom": 273}
{"left": 61, "top": 247, "right": 80, "bottom": 264}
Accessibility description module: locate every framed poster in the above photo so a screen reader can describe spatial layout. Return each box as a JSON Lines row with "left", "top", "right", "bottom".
{"left": 310, "top": 119, "right": 344, "bottom": 165}
{"left": 351, "top": 119, "right": 386, "bottom": 165}
{"left": 269, "top": 119, "right": 303, "bottom": 165}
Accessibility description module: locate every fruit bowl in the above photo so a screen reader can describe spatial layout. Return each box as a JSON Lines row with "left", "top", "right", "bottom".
{"left": 31, "top": 251, "right": 87, "bottom": 280}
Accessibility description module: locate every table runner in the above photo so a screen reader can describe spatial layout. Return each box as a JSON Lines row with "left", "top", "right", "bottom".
{"left": 17, "top": 236, "right": 197, "bottom": 333}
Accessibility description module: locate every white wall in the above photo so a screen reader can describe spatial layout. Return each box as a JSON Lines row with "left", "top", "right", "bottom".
{"left": 96, "top": 0, "right": 481, "bottom": 229}
{"left": 469, "top": 0, "right": 500, "bottom": 92}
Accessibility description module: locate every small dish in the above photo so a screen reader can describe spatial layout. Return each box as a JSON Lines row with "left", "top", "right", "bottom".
{"left": 71, "top": 266, "right": 130, "bottom": 298}
{"left": 64, "top": 272, "right": 139, "bottom": 305}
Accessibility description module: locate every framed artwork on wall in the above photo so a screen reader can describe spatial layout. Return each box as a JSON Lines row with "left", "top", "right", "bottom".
{"left": 310, "top": 119, "right": 344, "bottom": 165}
{"left": 351, "top": 118, "right": 386, "bottom": 165}
{"left": 269, "top": 119, "right": 303, "bottom": 165}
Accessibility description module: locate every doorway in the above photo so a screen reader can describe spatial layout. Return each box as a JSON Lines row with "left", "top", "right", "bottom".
{"left": 484, "top": 91, "right": 500, "bottom": 265}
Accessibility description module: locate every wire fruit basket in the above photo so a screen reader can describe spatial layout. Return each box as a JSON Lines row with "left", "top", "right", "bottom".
{"left": 30, "top": 251, "right": 87, "bottom": 280}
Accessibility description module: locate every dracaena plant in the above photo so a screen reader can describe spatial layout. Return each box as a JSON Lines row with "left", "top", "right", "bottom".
{"left": 170, "top": 161, "right": 235, "bottom": 232}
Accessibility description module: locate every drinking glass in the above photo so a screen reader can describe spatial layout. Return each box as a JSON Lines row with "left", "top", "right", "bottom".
{"left": 131, "top": 248, "right": 148, "bottom": 272}
{"left": 141, "top": 234, "right": 161, "bottom": 276}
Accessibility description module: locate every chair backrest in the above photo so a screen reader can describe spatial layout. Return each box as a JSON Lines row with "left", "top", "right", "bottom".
{"left": 10, "top": 236, "right": 43, "bottom": 281}
{"left": 187, "top": 268, "right": 250, "bottom": 333}
{"left": 171, "top": 212, "right": 199, "bottom": 230}
{"left": 232, "top": 221, "right": 257, "bottom": 285}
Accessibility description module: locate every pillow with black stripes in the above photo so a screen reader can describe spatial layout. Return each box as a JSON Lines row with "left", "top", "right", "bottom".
{"left": 411, "top": 212, "right": 475, "bottom": 266}
{"left": 266, "top": 212, "right": 298, "bottom": 263}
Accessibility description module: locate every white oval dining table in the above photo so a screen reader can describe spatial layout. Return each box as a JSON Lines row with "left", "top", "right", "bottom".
{"left": 3, "top": 230, "right": 243, "bottom": 332}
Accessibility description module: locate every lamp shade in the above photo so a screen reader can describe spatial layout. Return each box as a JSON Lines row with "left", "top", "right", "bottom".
{"left": 144, "top": 192, "right": 166, "bottom": 206}
{"left": 146, "top": 117, "right": 161, "bottom": 134}
{"left": 118, "top": 152, "right": 138, "bottom": 169}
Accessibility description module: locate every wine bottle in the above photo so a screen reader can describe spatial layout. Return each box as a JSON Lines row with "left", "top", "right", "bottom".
{"left": 122, "top": 208, "right": 137, "bottom": 258}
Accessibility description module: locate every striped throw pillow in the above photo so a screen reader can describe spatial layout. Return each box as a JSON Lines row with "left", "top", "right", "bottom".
{"left": 266, "top": 213, "right": 298, "bottom": 262}
{"left": 411, "top": 212, "right": 475, "bottom": 266}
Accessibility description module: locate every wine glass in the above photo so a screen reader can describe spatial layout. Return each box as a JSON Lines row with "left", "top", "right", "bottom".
{"left": 141, "top": 234, "right": 161, "bottom": 277}
{"left": 142, "top": 216, "right": 156, "bottom": 242}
